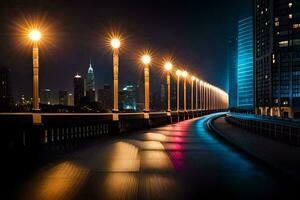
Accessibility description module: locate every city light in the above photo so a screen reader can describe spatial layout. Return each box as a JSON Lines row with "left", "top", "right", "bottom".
{"left": 111, "top": 38, "right": 121, "bottom": 49}
{"left": 29, "top": 29, "right": 41, "bottom": 41}
{"left": 141, "top": 55, "right": 151, "bottom": 65}
{"left": 176, "top": 70, "right": 182, "bottom": 76}
{"left": 182, "top": 71, "right": 188, "bottom": 78}
{"left": 191, "top": 76, "right": 195, "bottom": 81}
{"left": 164, "top": 62, "right": 173, "bottom": 71}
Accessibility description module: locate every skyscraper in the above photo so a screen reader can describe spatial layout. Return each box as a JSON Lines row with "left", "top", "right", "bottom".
{"left": 97, "top": 84, "right": 113, "bottom": 112}
{"left": 119, "top": 84, "right": 137, "bottom": 111}
{"left": 86, "top": 60, "right": 96, "bottom": 102}
{"left": 41, "top": 89, "right": 52, "bottom": 105}
{"left": 0, "top": 67, "right": 13, "bottom": 111}
{"left": 237, "top": 17, "right": 254, "bottom": 110}
{"left": 228, "top": 36, "right": 238, "bottom": 109}
{"left": 254, "top": 0, "right": 300, "bottom": 118}
{"left": 74, "top": 74, "right": 85, "bottom": 106}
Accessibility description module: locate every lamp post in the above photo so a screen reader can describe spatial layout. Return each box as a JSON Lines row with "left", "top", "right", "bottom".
{"left": 141, "top": 55, "right": 151, "bottom": 114}
{"left": 199, "top": 80, "right": 202, "bottom": 111}
{"left": 196, "top": 78, "right": 199, "bottom": 111}
{"left": 29, "top": 29, "right": 41, "bottom": 112}
{"left": 191, "top": 76, "right": 195, "bottom": 111}
{"left": 164, "top": 62, "right": 173, "bottom": 115}
{"left": 111, "top": 38, "right": 121, "bottom": 115}
{"left": 176, "top": 70, "right": 182, "bottom": 112}
{"left": 182, "top": 71, "right": 188, "bottom": 112}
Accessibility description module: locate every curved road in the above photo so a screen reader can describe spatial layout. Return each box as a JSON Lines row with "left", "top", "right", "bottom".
{"left": 15, "top": 113, "right": 296, "bottom": 200}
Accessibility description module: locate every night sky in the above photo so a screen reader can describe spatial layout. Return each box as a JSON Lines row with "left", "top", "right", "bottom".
{"left": 0, "top": 0, "right": 252, "bottom": 100}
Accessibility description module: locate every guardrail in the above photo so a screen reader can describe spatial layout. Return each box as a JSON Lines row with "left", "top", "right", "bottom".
{"left": 225, "top": 114, "right": 300, "bottom": 146}
{"left": 1, "top": 110, "right": 225, "bottom": 150}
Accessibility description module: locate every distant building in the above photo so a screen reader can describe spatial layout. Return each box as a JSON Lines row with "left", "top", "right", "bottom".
{"left": 97, "top": 84, "right": 113, "bottom": 112}
{"left": 59, "top": 90, "right": 68, "bottom": 105}
{"left": 0, "top": 67, "right": 13, "bottom": 111}
{"left": 41, "top": 88, "right": 52, "bottom": 105}
{"left": 254, "top": 0, "right": 300, "bottom": 118}
{"left": 237, "top": 17, "right": 254, "bottom": 110}
{"left": 119, "top": 84, "right": 137, "bottom": 111}
{"left": 136, "top": 72, "right": 144, "bottom": 111}
{"left": 68, "top": 93, "right": 73, "bottom": 106}
{"left": 228, "top": 36, "right": 238, "bottom": 108}
{"left": 86, "top": 61, "right": 96, "bottom": 102}
{"left": 74, "top": 73, "right": 85, "bottom": 106}
{"left": 160, "top": 83, "right": 166, "bottom": 109}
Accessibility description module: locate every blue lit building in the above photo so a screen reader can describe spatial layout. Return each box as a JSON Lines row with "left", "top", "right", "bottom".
{"left": 237, "top": 17, "right": 254, "bottom": 110}
{"left": 86, "top": 60, "right": 96, "bottom": 102}
{"left": 119, "top": 84, "right": 137, "bottom": 111}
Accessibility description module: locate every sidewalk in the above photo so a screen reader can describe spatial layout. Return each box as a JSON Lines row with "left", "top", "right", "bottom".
{"left": 211, "top": 116, "right": 300, "bottom": 180}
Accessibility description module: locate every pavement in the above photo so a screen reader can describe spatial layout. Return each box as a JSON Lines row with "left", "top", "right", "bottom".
{"left": 211, "top": 115, "right": 300, "bottom": 181}
{"left": 9, "top": 113, "right": 298, "bottom": 200}
{"left": 228, "top": 112, "right": 300, "bottom": 128}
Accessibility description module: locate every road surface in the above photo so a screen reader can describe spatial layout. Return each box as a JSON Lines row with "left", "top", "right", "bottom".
{"left": 12, "top": 113, "right": 297, "bottom": 200}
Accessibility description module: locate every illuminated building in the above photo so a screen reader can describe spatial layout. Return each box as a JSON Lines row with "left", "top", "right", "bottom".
{"left": 119, "top": 84, "right": 137, "bottom": 111}
{"left": 74, "top": 74, "right": 85, "bottom": 106}
{"left": 86, "top": 60, "right": 96, "bottom": 102}
{"left": 255, "top": 0, "right": 300, "bottom": 118}
{"left": 42, "top": 88, "right": 52, "bottom": 105}
{"left": 237, "top": 17, "right": 254, "bottom": 110}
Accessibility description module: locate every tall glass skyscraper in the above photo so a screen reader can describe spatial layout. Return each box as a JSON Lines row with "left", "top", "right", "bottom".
{"left": 237, "top": 17, "right": 254, "bottom": 110}
{"left": 86, "top": 60, "right": 96, "bottom": 102}
{"left": 254, "top": 0, "right": 300, "bottom": 118}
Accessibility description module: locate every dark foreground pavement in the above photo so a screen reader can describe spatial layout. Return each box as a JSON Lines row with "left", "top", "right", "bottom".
{"left": 9, "top": 113, "right": 298, "bottom": 200}
{"left": 211, "top": 115, "right": 300, "bottom": 180}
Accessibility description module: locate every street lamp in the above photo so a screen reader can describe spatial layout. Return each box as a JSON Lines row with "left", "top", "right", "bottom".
{"left": 141, "top": 55, "right": 151, "bottom": 114}
{"left": 176, "top": 70, "right": 182, "bottom": 112}
{"left": 29, "top": 29, "right": 41, "bottom": 111}
{"left": 191, "top": 76, "right": 195, "bottom": 111}
{"left": 164, "top": 62, "right": 173, "bottom": 114}
{"left": 111, "top": 38, "right": 121, "bottom": 114}
{"left": 195, "top": 78, "right": 199, "bottom": 111}
{"left": 182, "top": 70, "right": 188, "bottom": 112}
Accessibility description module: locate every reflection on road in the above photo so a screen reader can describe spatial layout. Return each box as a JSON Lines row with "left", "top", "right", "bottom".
{"left": 20, "top": 113, "right": 295, "bottom": 200}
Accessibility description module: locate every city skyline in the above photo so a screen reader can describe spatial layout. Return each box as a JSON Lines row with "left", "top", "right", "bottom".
{"left": 0, "top": 0, "right": 252, "bottom": 99}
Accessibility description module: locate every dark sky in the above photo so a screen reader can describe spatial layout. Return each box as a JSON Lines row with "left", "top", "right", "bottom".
{"left": 0, "top": 0, "right": 252, "bottom": 99}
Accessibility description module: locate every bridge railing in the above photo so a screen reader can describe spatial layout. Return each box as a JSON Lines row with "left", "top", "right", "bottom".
{"left": 1, "top": 110, "right": 225, "bottom": 150}
{"left": 225, "top": 113, "right": 300, "bottom": 146}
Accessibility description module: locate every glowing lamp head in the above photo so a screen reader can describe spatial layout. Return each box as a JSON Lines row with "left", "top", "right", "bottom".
{"left": 182, "top": 71, "right": 188, "bottom": 78}
{"left": 29, "top": 29, "right": 41, "bottom": 41}
{"left": 141, "top": 55, "right": 151, "bottom": 65}
{"left": 176, "top": 70, "right": 182, "bottom": 77}
{"left": 196, "top": 78, "right": 199, "bottom": 82}
{"left": 191, "top": 76, "right": 196, "bottom": 81}
{"left": 111, "top": 38, "right": 121, "bottom": 49}
{"left": 164, "top": 62, "right": 173, "bottom": 71}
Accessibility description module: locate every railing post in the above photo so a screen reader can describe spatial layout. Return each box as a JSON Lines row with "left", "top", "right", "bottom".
{"left": 30, "top": 113, "right": 43, "bottom": 149}
{"left": 112, "top": 113, "right": 120, "bottom": 134}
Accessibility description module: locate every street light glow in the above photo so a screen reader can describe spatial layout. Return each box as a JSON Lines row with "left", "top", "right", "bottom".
{"left": 176, "top": 70, "right": 182, "bottom": 76}
{"left": 182, "top": 71, "right": 188, "bottom": 78}
{"left": 29, "top": 29, "right": 41, "bottom": 41}
{"left": 111, "top": 38, "right": 121, "bottom": 49}
{"left": 164, "top": 62, "right": 173, "bottom": 71}
{"left": 196, "top": 78, "right": 199, "bottom": 82}
{"left": 191, "top": 76, "right": 196, "bottom": 81}
{"left": 141, "top": 55, "right": 151, "bottom": 65}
